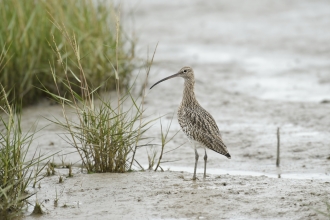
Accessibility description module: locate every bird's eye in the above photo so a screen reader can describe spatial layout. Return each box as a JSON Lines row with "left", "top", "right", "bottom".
{"left": 183, "top": 69, "right": 187, "bottom": 73}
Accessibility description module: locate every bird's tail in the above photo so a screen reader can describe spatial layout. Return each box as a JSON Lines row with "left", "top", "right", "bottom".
{"left": 225, "top": 153, "right": 231, "bottom": 159}
{"left": 210, "top": 137, "right": 231, "bottom": 159}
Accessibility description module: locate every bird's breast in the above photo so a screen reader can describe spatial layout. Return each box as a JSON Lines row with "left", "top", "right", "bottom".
{"left": 177, "top": 106, "right": 194, "bottom": 139}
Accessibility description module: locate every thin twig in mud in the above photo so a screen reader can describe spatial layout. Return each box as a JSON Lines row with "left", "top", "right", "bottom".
{"left": 276, "top": 127, "right": 280, "bottom": 167}
{"left": 148, "top": 149, "right": 157, "bottom": 170}
{"left": 154, "top": 118, "right": 165, "bottom": 171}
{"left": 164, "top": 142, "right": 185, "bottom": 154}
{"left": 133, "top": 159, "right": 144, "bottom": 170}
{"left": 154, "top": 114, "right": 179, "bottom": 171}
{"left": 54, "top": 187, "right": 64, "bottom": 207}
{"left": 32, "top": 152, "right": 47, "bottom": 188}
{"left": 136, "top": 144, "right": 156, "bottom": 148}
{"left": 129, "top": 43, "right": 158, "bottom": 170}
{"left": 158, "top": 166, "right": 164, "bottom": 172}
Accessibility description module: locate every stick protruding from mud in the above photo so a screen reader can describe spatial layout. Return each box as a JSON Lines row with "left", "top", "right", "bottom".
{"left": 276, "top": 127, "right": 280, "bottom": 167}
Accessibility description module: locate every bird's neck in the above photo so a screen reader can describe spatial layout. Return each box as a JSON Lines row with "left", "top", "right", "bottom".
{"left": 182, "top": 78, "right": 198, "bottom": 106}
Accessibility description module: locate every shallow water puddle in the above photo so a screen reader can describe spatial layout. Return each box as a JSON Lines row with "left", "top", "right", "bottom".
{"left": 164, "top": 166, "right": 330, "bottom": 180}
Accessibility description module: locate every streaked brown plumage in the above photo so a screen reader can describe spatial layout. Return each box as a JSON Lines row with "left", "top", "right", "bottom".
{"left": 150, "top": 66, "right": 231, "bottom": 180}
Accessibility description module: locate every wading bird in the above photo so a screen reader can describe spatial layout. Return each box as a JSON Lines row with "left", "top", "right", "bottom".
{"left": 150, "top": 67, "right": 231, "bottom": 180}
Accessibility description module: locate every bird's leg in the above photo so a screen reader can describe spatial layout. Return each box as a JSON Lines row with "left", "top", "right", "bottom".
{"left": 193, "top": 147, "right": 199, "bottom": 180}
{"left": 203, "top": 149, "right": 207, "bottom": 179}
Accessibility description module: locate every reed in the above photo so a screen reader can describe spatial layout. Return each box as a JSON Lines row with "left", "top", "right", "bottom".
{"left": 42, "top": 20, "right": 153, "bottom": 173}
{"left": 0, "top": 0, "right": 134, "bottom": 106}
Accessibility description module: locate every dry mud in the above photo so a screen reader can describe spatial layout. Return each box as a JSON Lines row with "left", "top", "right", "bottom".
{"left": 21, "top": 0, "right": 330, "bottom": 219}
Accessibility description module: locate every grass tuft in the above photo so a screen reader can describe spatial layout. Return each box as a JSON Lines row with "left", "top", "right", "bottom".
{"left": 0, "top": 83, "right": 49, "bottom": 218}
{"left": 0, "top": 0, "right": 134, "bottom": 106}
{"left": 43, "top": 19, "right": 155, "bottom": 173}
{"left": 58, "top": 176, "right": 63, "bottom": 184}
{"left": 31, "top": 201, "right": 43, "bottom": 215}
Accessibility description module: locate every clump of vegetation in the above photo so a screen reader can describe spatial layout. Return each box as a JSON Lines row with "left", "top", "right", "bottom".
{"left": 54, "top": 187, "right": 64, "bottom": 207}
{"left": 0, "top": 47, "right": 50, "bottom": 218}
{"left": 58, "top": 176, "right": 63, "bottom": 184}
{"left": 0, "top": 84, "right": 48, "bottom": 218}
{"left": 0, "top": 0, "right": 134, "bottom": 106}
{"left": 31, "top": 201, "right": 43, "bottom": 215}
{"left": 43, "top": 18, "right": 155, "bottom": 173}
{"left": 46, "top": 162, "right": 56, "bottom": 176}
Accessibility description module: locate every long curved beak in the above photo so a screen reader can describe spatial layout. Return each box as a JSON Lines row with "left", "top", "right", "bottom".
{"left": 150, "top": 72, "right": 180, "bottom": 89}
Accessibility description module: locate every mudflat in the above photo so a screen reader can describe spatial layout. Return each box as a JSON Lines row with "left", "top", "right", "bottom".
{"left": 23, "top": 0, "right": 330, "bottom": 219}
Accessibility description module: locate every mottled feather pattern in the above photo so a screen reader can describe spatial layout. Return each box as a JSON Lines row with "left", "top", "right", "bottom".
{"left": 179, "top": 106, "right": 221, "bottom": 138}
{"left": 178, "top": 102, "right": 230, "bottom": 157}
{"left": 177, "top": 75, "right": 230, "bottom": 158}
{"left": 150, "top": 66, "right": 231, "bottom": 179}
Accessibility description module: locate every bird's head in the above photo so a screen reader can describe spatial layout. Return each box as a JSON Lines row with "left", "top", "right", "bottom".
{"left": 150, "top": 66, "right": 194, "bottom": 89}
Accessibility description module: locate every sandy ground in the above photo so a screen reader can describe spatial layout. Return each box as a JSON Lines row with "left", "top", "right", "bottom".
{"left": 19, "top": 0, "right": 330, "bottom": 219}
{"left": 24, "top": 170, "right": 330, "bottom": 220}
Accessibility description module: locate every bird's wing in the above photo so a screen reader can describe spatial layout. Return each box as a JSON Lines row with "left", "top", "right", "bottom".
{"left": 182, "top": 106, "right": 222, "bottom": 138}
{"left": 190, "top": 127, "right": 230, "bottom": 157}
{"left": 178, "top": 106, "right": 230, "bottom": 158}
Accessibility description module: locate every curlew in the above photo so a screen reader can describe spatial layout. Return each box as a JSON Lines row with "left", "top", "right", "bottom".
{"left": 150, "top": 66, "right": 231, "bottom": 180}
